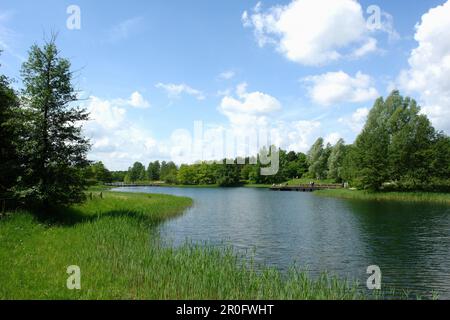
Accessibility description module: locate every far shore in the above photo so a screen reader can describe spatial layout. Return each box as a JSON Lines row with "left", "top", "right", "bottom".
{"left": 103, "top": 182, "right": 450, "bottom": 205}
{"left": 316, "top": 189, "right": 450, "bottom": 205}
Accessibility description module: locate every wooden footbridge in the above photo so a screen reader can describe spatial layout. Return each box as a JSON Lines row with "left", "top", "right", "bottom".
{"left": 270, "top": 183, "right": 344, "bottom": 192}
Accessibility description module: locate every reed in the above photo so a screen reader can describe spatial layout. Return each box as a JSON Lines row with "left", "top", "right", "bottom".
{"left": 316, "top": 189, "right": 450, "bottom": 205}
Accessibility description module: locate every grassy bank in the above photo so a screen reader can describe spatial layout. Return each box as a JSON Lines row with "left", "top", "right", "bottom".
{"left": 316, "top": 189, "right": 450, "bottom": 205}
{"left": 0, "top": 191, "right": 364, "bottom": 299}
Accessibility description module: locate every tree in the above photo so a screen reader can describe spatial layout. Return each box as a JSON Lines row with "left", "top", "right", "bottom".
{"left": 295, "top": 153, "right": 309, "bottom": 178}
{"left": 307, "top": 138, "right": 330, "bottom": 179}
{"left": 18, "top": 38, "right": 90, "bottom": 207}
{"left": 387, "top": 97, "right": 436, "bottom": 187}
{"left": 429, "top": 134, "right": 450, "bottom": 180}
{"left": 90, "top": 161, "right": 112, "bottom": 183}
{"left": 111, "top": 171, "right": 127, "bottom": 182}
{"left": 128, "top": 162, "right": 146, "bottom": 182}
{"left": 349, "top": 90, "right": 439, "bottom": 190}
{"left": 177, "top": 164, "right": 196, "bottom": 185}
{"left": 216, "top": 163, "right": 241, "bottom": 186}
{"left": 160, "top": 161, "right": 178, "bottom": 182}
{"left": 351, "top": 96, "right": 390, "bottom": 190}
{"left": 0, "top": 61, "right": 21, "bottom": 200}
{"left": 147, "top": 161, "right": 161, "bottom": 181}
{"left": 327, "top": 139, "right": 346, "bottom": 182}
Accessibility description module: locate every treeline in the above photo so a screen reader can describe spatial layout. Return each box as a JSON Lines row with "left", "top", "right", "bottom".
{"left": 305, "top": 91, "right": 450, "bottom": 191}
{"left": 0, "top": 40, "right": 90, "bottom": 208}
{"left": 342, "top": 91, "right": 450, "bottom": 191}
{"left": 116, "top": 151, "right": 309, "bottom": 186}
{"left": 115, "top": 91, "right": 450, "bottom": 191}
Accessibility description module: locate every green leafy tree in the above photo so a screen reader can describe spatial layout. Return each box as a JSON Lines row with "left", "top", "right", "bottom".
{"left": 327, "top": 139, "right": 346, "bottom": 182}
{"left": 295, "top": 153, "right": 309, "bottom": 178}
{"left": 177, "top": 164, "right": 197, "bottom": 185}
{"left": 111, "top": 171, "right": 127, "bottom": 182}
{"left": 429, "top": 134, "right": 450, "bottom": 180}
{"left": 90, "top": 161, "right": 112, "bottom": 183}
{"left": 147, "top": 161, "right": 161, "bottom": 181}
{"left": 387, "top": 97, "right": 436, "bottom": 187}
{"left": 18, "top": 38, "right": 90, "bottom": 207}
{"left": 216, "top": 163, "right": 241, "bottom": 186}
{"left": 128, "top": 162, "right": 146, "bottom": 182}
{"left": 160, "top": 161, "right": 178, "bottom": 183}
{"left": 307, "top": 138, "right": 330, "bottom": 179}
{"left": 349, "top": 91, "right": 440, "bottom": 190}
{"left": 0, "top": 62, "right": 21, "bottom": 200}
{"left": 352, "top": 96, "right": 390, "bottom": 190}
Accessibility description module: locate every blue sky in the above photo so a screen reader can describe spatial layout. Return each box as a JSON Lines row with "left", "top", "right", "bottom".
{"left": 1, "top": 0, "right": 450, "bottom": 170}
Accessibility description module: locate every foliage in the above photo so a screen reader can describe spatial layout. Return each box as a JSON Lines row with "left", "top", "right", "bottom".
{"left": 348, "top": 91, "right": 449, "bottom": 191}
{"left": 83, "top": 161, "right": 112, "bottom": 185}
{"left": 13, "top": 39, "right": 90, "bottom": 207}
{"left": 327, "top": 139, "right": 347, "bottom": 182}
{"left": 126, "top": 162, "right": 146, "bottom": 182}
{"left": 147, "top": 161, "right": 161, "bottom": 181}
{"left": 0, "top": 62, "right": 21, "bottom": 201}
{"left": 307, "top": 138, "right": 331, "bottom": 180}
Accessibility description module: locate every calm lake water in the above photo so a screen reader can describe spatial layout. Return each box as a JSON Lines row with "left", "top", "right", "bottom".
{"left": 113, "top": 186, "right": 450, "bottom": 298}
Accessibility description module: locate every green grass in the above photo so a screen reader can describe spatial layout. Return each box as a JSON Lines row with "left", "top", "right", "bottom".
{"left": 0, "top": 191, "right": 366, "bottom": 299}
{"left": 316, "top": 189, "right": 450, "bottom": 205}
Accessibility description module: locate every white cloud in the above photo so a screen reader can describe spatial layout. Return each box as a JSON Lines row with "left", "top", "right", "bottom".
{"left": 397, "top": 0, "right": 450, "bottom": 132}
{"left": 83, "top": 95, "right": 166, "bottom": 170}
{"left": 128, "top": 91, "right": 150, "bottom": 108}
{"left": 86, "top": 96, "right": 126, "bottom": 130}
{"left": 281, "top": 120, "right": 322, "bottom": 152}
{"left": 352, "top": 38, "right": 378, "bottom": 58}
{"left": 325, "top": 132, "right": 343, "bottom": 145}
{"left": 303, "top": 71, "right": 379, "bottom": 106}
{"left": 112, "top": 91, "right": 150, "bottom": 109}
{"left": 242, "top": 0, "right": 380, "bottom": 65}
{"left": 215, "top": 84, "right": 322, "bottom": 156}
{"left": 156, "top": 82, "right": 205, "bottom": 100}
{"left": 218, "top": 70, "right": 235, "bottom": 80}
{"left": 108, "top": 17, "right": 143, "bottom": 43}
{"left": 83, "top": 88, "right": 340, "bottom": 169}
{"left": 219, "top": 82, "right": 281, "bottom": 116}
{"left": 338, "top": 107, "right": 369, "bottom": 133}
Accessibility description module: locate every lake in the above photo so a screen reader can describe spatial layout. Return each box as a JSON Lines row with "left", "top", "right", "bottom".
{"left": 113, "top": 186, "right": 450, "bottom": 298}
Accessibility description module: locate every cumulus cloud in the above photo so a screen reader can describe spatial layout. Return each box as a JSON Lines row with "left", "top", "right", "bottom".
{"left": 219, "top": 82, "right": 281, "bottom": 116}
{"left": 128, "top": 91, "right": 150, "bottom": 108}
{"left": 338, "top": 107, "right": 369, "bottom": 133}
{"left": 303, "top": 71, "right": 379, "bottom": 106}
{"left": 242, "top": 0, "right": 381, "bottom": 65}
{"left": 214, "top": 83, "right": 322, "bottom": 157}
{"left": 112, "top": 91, "right": 150, "bottom": 109}
{"left": 156, "top": 82, "right": 205, "bottom": 100}
{"left": 82, "top": 95, "right": 166, "bottom": 170}
{"left": 397, "top": 0, "right": 450, "bottom": 132}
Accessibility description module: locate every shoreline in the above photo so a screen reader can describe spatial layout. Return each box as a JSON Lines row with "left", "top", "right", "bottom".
{"left": 105, "top": 183, "right": 450, "bottom": 205}
{"left": 315, "top": 189, "right": 450, "bottom": 205}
